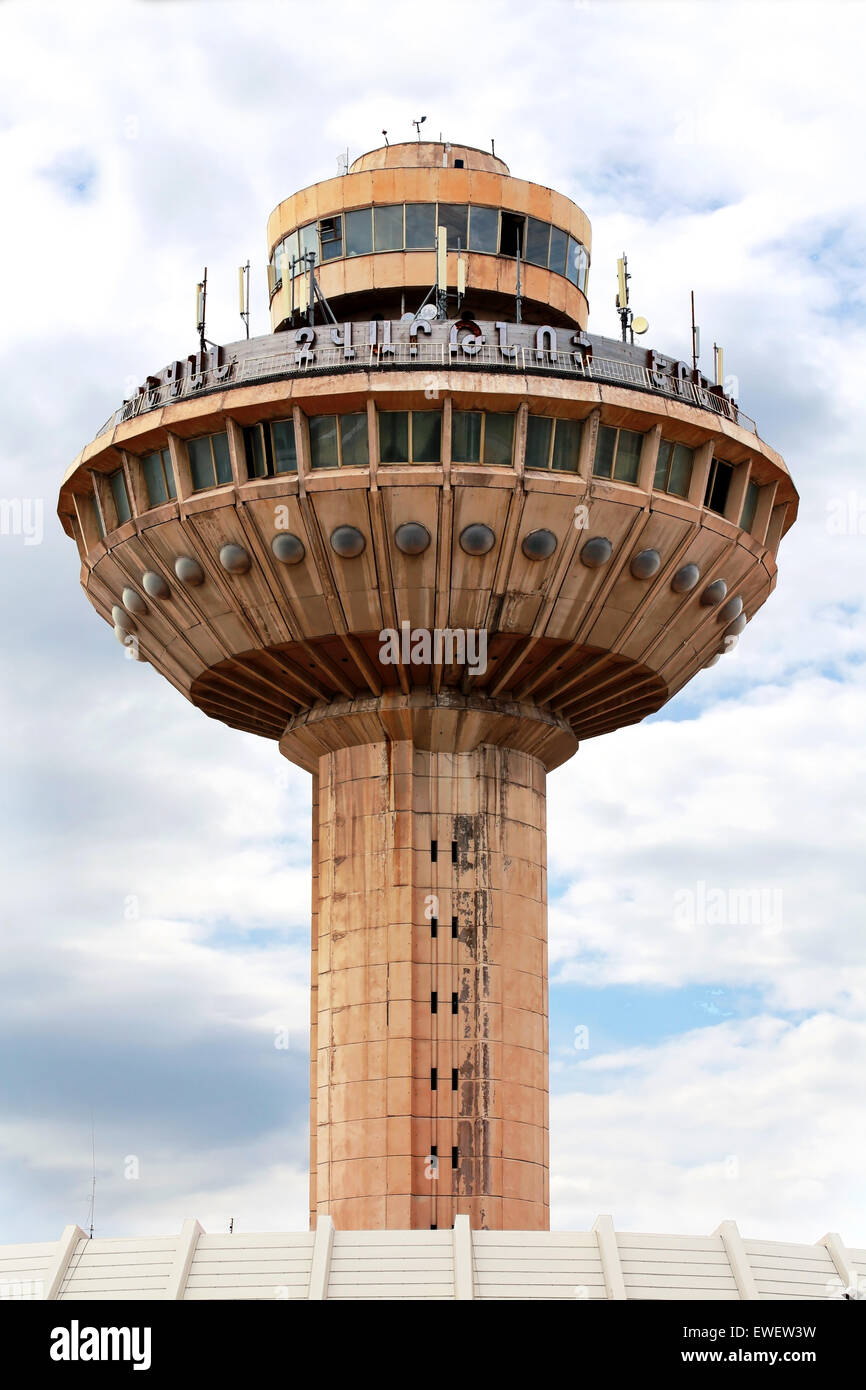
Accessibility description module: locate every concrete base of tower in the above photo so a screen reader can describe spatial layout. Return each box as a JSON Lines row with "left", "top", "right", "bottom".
{"left": 296, "top": 731, "right": 552, "bottom": 1231}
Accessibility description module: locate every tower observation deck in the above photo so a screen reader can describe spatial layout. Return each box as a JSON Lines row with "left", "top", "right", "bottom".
{"left": 58, "top": 140, "right": 798, "bottom": 1232}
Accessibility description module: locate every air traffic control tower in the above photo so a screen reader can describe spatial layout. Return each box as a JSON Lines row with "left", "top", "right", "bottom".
{"left": 58, "top": 140, "right": 798, "bottom": 1233}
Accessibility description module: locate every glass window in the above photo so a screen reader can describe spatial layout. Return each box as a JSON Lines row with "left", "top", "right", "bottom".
{"left": 272, "top": 420, "right": 297, "bottom": 474}
{"left": 469, "top": 205, "right": 499, "bottom": 253}
{"left": 345, "top": 207, "right": 373, "bottom": 257}
{"left": 576, "top": 246, "right": 589, "bottom": 294}
{"left": 705, "top": 459, "right": 734, "bottom": 515}
{"left": 740, "top": 478, "right": 760, "bottom": 532}
{"left": 411, "top": 411, "right": 441, "bottom": 463}
{"left": 85, "top": 494, "right": 104, "bottom": 542}
{"left": 452, "top": 411, "right": 482, "bottom": 463}
{"left": 299, "top": 222, "right": 318, "bottom": 267}
{"left": 405, "top": 203, "right": 436, "bottom": 248}
{"left": 551, "top": 418, "right": 582, "bottom": 472}
{"left": 525, "top": 416, "right": 553, "bottom": 470}
{"left": 484, "top": 413, "right": 515, "bottom": 466}
{"left": 593, "top": 424, "right": 617, "bottom": 478}
{"left": 142, "top": 449, "right": 175, "bottom": 507}
{"left": 340, "top": 413, "right": 369, "bottom": 467}
{"left": 188, "top": 434, "right": 229, "bottom": 491}
{"left": 319, "top": 215, "right": 342, "bottom": 261}
{"left": 525, "top": 217, "right": 550, "bottom": 267}
{"left": 309, "top": 416, "right": 339, "bottom": 470}
{"left": 438, "top": 203, "right": 468, "bottom": 250}
{"left": 613, "top": 429, "right": 642, "bottom": 484}
{"left": 500, "top": 211, "right": 524, "bottom": 258}
{"left": 655, "top": 440, "right": 694, "bottom": 497}
{"left": 282, "top": 230, "right": 299, "bottom": 278}
{"left": 244, "top": 425, "right": 268, "bottom": 479}
{"left": 374, "top": 204, "right": 403, "bottom": 251}
{"left": 566, "top": 237, "right": 581, "bottom": 286}
{"left": 212, "top": 433, "right": 231, "bottom": 484}
{"left": 109, "top": 468, "right": 131, "bottom": 524}
{"left": 549, "top": 226, "right": 568, "bottom": 276}
{"left": 379, "top": 411, "right": 409, "bottom": 463}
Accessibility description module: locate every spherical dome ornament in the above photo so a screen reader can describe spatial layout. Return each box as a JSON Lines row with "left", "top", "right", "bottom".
{"left": 394, "top": 522, "right": 431, "bottom": 555}
{"left": 142, "top": 570, "right": 171, "bottom": 600}
{"left": 718, "top": 595, "right": 744, "bottom": 624}
{"left": 175, "top": 555, "right": 205, "bottom": 587}
{"left": 111, "top": 604, "right": 135, "bottom": 632}
{"left": 704, "top": 653, "right": 722, "bottom": 668}
{"left": 459, "top": 524, "right": 495, "bottom": 556}
{"left": 521, "top": 528, "right": 558, "bottom": 561}
{"left": 580, "top": 536, "right": 613, "bottom": 568}
{"left": 629, "top": 548, "right": 661, "bottom": 580}
{"left": 113, "top": 623, "right": 128, "bottom": 643}
{"left": 271, "top": 533, "right": 306, "bottom": 565}
{"left": 122, "top": 587, "right": 147, "bottom": 617}
{"left": 219, "top": 544, "right": 251, "bottom": 575}
{"left": 725, "top": 613, "right": 748, "bottom": 637}
{"left": 718, "top": 634, "right": 739, "bottom": 653}
{"left": 330, "top": 525, "right": 366, "bottom": 558}
{"left": 671, "top": 563, "right": 700, "bottom": 594}
{"left": 701, "top": 578, "right": 728, "bottom": 606}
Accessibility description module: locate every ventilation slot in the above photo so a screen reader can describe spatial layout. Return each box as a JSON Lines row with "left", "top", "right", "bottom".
{"left": 451, "top": 991, "right": 458, "bottom": 1015}
{"left": 430, "top": 916, "right": 438, "bottom": 938}
{"left": 451, "top": 1067, "right": 458, "bottom": 1091}
{"left": 431, "top": 991, "right": 438, "bottom": 1014}
{"left": 430, "top": 840, "right": 438, "bottom": 863}
{"left": 431, "top": 1067, "right": 438, "bottom": 1090}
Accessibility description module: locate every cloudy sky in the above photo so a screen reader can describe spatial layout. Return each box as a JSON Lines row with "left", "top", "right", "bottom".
{"left": 1, "top": 0, "right": 864, "bottom": 1249}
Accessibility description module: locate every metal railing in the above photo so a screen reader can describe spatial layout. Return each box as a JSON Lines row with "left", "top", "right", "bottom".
{"left": 95, "top": 341, "right": 757, "bottom": 437}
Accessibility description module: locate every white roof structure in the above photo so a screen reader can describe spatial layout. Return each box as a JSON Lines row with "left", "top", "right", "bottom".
{"left": 1, "top": 1218, "right": 862, "bottom": 1301}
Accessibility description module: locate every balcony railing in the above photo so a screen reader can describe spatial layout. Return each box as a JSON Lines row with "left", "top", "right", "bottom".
{"left": 95, "top": 341, "right": 757, "bottom": 437}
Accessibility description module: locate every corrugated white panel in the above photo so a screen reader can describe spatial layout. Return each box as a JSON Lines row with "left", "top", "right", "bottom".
{"left": 473, "top": 1233, "right": 606, "bottom": 1301}
{"left": 184, "top": 1232, "right": 315, "bottom": 1301}
{"left": 327, "top": 1231, "right": 453, "bottom": 1301}
{"left": 618, "top": 1232, "right": 738, "bottom": 1299}
{"left": 744, "top": 1240, "right": 841, "bottom": 1301}
{"left": 0, "top": 1240, "right": 56, "bottom": 1300}
{"left": 58, "top": 1237, "right": 176, "bottom": 1300}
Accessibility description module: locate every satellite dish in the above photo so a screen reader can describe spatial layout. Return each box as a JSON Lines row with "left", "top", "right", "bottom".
{"left": 419, "top": 304, "right": 437, "bottom": 321}
{"left": 632, "top": 316, "right": 649, "bottom": 335}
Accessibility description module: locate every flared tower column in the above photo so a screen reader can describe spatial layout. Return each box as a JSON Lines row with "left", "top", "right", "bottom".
{"left": 281, "top": 692, "right": 576, "bottom": 1230}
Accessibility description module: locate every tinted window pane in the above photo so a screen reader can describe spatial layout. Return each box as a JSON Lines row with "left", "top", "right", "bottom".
{"left": 272, "top": 420, "right": 297, "bottom": 474}
{"left": 551, "top": 418, "right": 582, "bottom": 472}
{"left": 299, "top": 222, "right": 318, "bottom": 266}
{"left": 188, "top": 437, "right": 214, "bottom": 491}
{"left": 566, "top": 237, "right": 580, "bottom": 286}
{"left": 374, "top": 204, "right": 403, "bottom": 251}
{"left": 282, "top": 230, "right": 299, "bottom": 277}
{"left": 162, "top": 449, "right": 176, "bottom": 499}
{"left": 669, "top": 444, "right": 693, "bottom": 498}
{"left": 549, "top": 226, "right": 568, "bottom": 276}
{"left": 525, "top": 218, "right": 550, "bottom": 267}
{"left": 525, "top": 415, "right": 552, "bottom": 469}
{"left": 614, "top": 429, "right": 642, "bottom": 484}
{"left": 593, "top": 425, "right": 616, "bottom": 478}
{"left": 88, "top": 496, "right": 105, "bottom": 540}
{"left": 469, "top": 205, "right": 499, "bottom": 253}
{"left": 340, "top": 413, "right": 369, "bottom": 467}
{"left": 484, "top": 413, "right": 514, "bottom": 466}
{"left": 576, "top": 247, "right": 589, "bottom": 294}
{"left": 109, "top": 469, "right": 131, "bottom": 524}
{"left": 142, "top": 451, "right": 168, "bottom": 507}
{"left": 655, "top": 440, "right": 673, "bottom": 491}
{"left": 320, "top": 216, "right": 342, "bottom": 261}
{"left": 740, "top": 478, "right": 760, "bottom": 531}
{"left": 452, "top": 410, "right": 482, "bottom": 463}
{"left": 405, "top": 203, "right": 435, "bottom": 248}
{"left": 706, "top": 460, "right": 733, "bottom": 514}
{"left": 345, "top": 207, "right": 373, "bottom": 257}
{"left": 244, "top": 426, "right": 266, "bottom": 479}
{"left": 212, "top": 432, "right": 232, "bottom": 485}
{"left": 438, "top": 203, "right": 468, "bottom": 250}
{"left": 309, "top": 416, "right": 339, "bottom": 469}
{"left": 379, "top": 411, "right": 409, "bottom": 463}
{"left": 412, "top": 411, "right": 441, "bottom": 463}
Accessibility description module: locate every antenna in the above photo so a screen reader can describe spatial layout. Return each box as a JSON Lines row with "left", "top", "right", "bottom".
{"left": 87, "top": 1114, "right": 96, "bottom": 1240}
{"left": 336, "top": 149, "right": 349, "bottom": 176}
{"left": 615, "top": 254, "right": 649, "bottom": 344}
{"left": 412, "top": 116, "right": 427, "bottom": 141}
{"left": 381, "top": 129, "right": 389, "bottom": 147}
{"left": 691, "top": 290, "right": 700, "bottom": 372}
{"left": 229, "top": 1217, "right": 234, "bottom": 1235}
{"left": 436, "top": 223, "right": 447, "bottom": 319}
{"left": 238, "top": 261, "right": 250, "bottom": 340}
{"left": 491, "top": 137, "right": 496, "bottom": 156}
{"left": 195, "top": 269, "right": 207, "bottom": 355}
